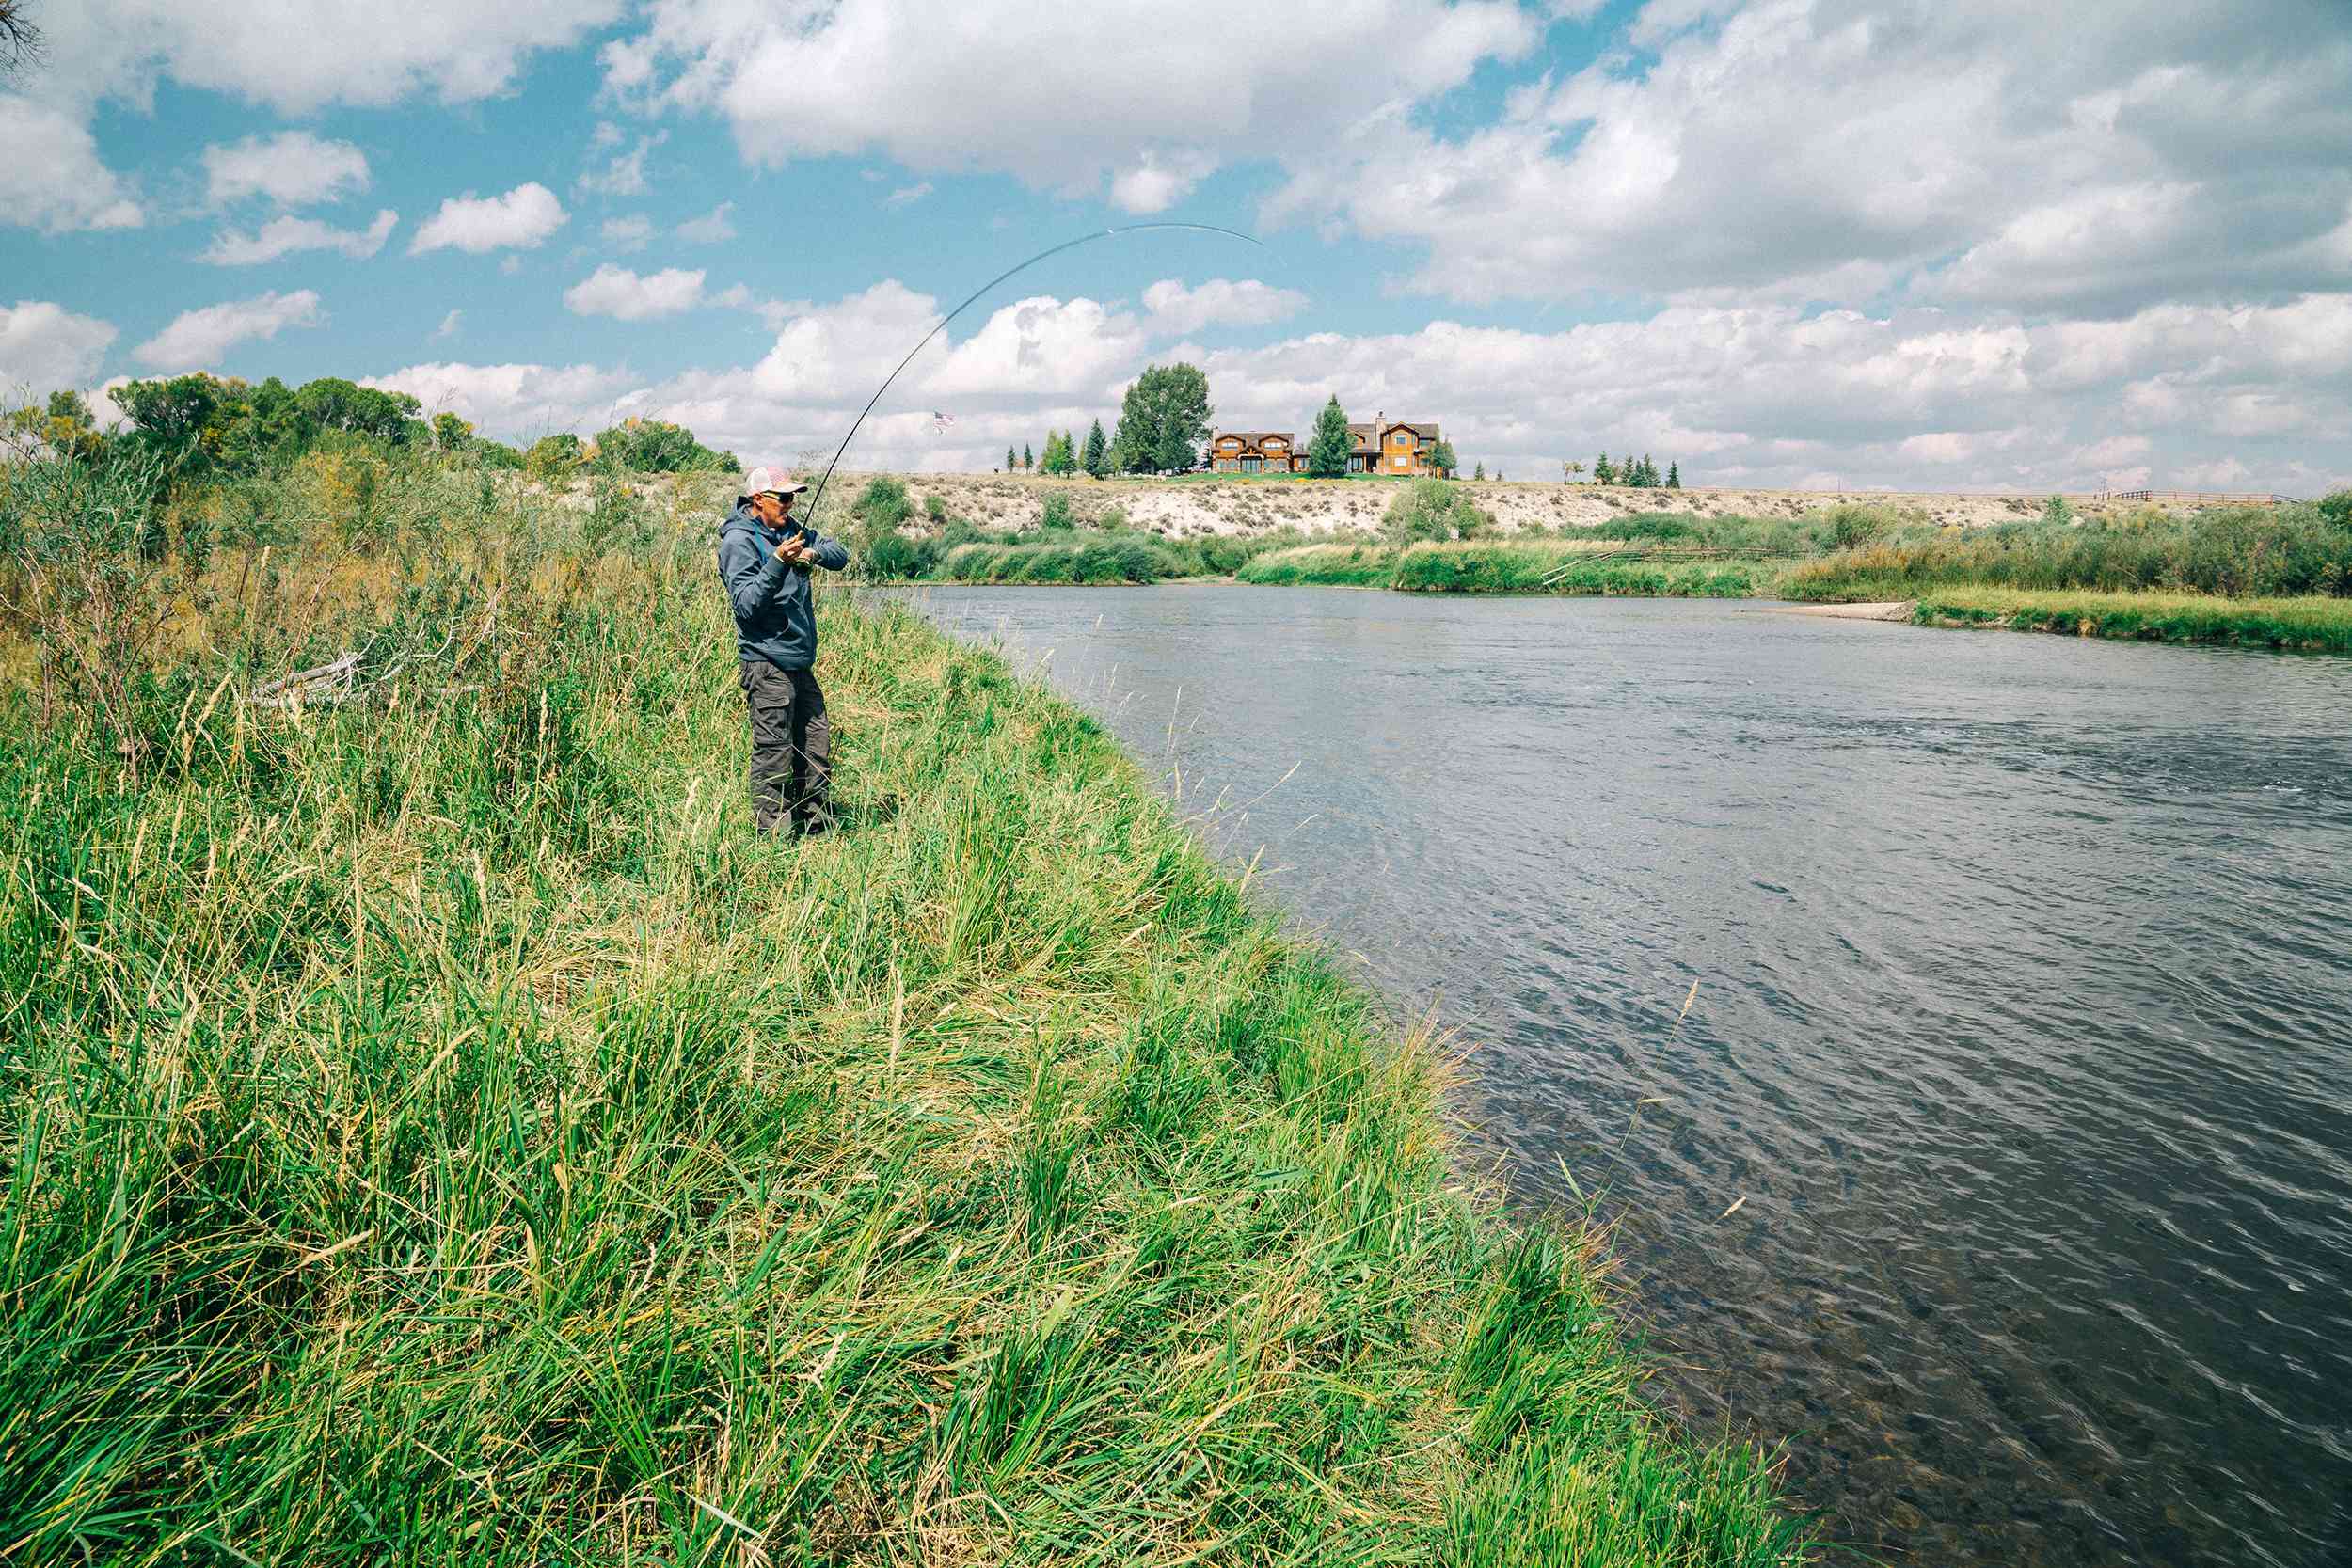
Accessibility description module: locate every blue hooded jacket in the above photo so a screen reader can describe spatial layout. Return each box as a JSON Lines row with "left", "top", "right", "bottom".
{"left": 716, "top": 501, "right": 850, "bottom": 671}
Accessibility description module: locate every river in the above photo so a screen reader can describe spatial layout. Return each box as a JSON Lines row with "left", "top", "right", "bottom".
{"left": 901, "top": 583, "right": 2352, "bottom": 1568}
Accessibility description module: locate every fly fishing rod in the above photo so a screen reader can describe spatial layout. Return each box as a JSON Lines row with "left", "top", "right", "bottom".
{"left": 800, "top": 221, "right": 1263, "bottom": 531}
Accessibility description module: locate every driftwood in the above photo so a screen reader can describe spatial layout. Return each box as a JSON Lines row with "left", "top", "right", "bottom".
{"left": 249, "top": 652, "right": 362, "bottom": 709}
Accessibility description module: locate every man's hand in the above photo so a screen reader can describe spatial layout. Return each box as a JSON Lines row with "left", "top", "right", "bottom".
{"left": 772, "top": 531, "right": 811, "bottom": 566}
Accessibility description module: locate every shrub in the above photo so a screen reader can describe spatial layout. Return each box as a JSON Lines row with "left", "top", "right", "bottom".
{"left": 1382, "top": 477, "right": 1492, "bottom": 545}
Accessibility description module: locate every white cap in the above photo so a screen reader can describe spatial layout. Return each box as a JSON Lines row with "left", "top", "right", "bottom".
{"left": 741, "top": 466, "right": 806, "bottom": 497}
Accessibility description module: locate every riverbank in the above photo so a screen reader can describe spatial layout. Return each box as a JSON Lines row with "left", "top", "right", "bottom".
{"left": 1907, "top": 585, "right": 2352, "bottom": 653}
{"left": 0, "top": 457, "right": 1808, "bottom": 1562}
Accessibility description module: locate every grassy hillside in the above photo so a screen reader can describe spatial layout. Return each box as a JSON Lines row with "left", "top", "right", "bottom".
{"left": 0, "top": 449, "right": 1809, "bottom": 1565}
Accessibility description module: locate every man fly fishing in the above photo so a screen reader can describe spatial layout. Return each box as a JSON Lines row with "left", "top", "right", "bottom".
{"left": 719, "top": 467, "right": 850, "bottom": 837}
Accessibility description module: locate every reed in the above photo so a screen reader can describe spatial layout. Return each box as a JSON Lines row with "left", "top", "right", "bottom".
{"left": 1910, "top": 585, "right": 2352, "bottom": 653}
{"left": 0, "top": 446, "right": 1811, "bottom": 1565}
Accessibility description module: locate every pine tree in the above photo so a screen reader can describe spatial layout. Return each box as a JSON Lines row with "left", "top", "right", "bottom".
{"left": 1107, "top": 420, "right": 1133, "bottom": 474}
{"left": 1023, "top": 443, "right": 1033, "bottom": 471}
{"left": 1083, "top": 419, "right": 1108, "bottom": 478}
{"left": 1666, "top": 461, "right": 1680, "bottom": 489}
{"left": 1472, "top": 461, "right": 1486, "bottom": 480}
{"left": 1307, "top": 395, "right": 1352, "bottom": 477}
{"left": 1595, "top": 451, "right": 1614, "bottom": 485}
{"left": 1005, "top": 444, "right": 1017, "bottom": 471}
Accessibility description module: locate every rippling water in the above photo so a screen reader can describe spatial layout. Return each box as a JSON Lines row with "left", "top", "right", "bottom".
{"left": 905, "top": 584, "right": 2352, "bottom": 1568}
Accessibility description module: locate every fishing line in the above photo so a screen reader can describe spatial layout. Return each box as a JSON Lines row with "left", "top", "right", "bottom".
{"left": 802, "top": 221, "right": 1263, "bottom": 528}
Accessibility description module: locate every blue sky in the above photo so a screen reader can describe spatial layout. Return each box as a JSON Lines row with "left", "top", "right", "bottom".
{"left": 5, "top": 0, "right": 2349, "bottom": 492}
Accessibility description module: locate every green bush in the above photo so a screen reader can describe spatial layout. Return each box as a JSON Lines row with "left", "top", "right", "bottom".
{"left": 1382, "top": 478, "right": 1492, "bottom": 545}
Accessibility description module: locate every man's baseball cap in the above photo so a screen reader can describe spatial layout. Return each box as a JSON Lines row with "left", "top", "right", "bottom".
{"left": 741, "top": 466, "right": 807, "bottom": 498}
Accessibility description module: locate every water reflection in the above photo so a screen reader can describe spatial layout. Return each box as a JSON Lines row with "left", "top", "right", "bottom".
{"left": 904, "top": 584, "right": 2352, "bottom": 1568}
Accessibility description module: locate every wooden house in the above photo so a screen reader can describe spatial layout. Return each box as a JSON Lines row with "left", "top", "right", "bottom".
{"left": 1349, "top": 411, "right": 1442, "bottom": 475}
{"left": 1208, "top": 431, "right": 1303, "bottom": 473}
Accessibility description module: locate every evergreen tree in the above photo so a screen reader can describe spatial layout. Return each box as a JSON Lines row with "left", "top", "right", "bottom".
{"left": 1083, "top": 418, "right": 1108, "bottom": 478}
{"left": 1642, "top": 453, "right": 1658, "bottom": 487}
{"left": 1006, "top": 444, "right": 1017, "bottom": 471}
{"left": 1666, "top": 460, "right": 1680, "bottom": 489}
{"left": 1023, "top": 443, "right": 1033, "bottom": 471}
{"left": 1306, "top": 395, "right": 1352, "bottom": 477}
{"left": 1107, "top": 420, "right": 1134, "bottom": 475}
{"left": 1472, "top": 461, "right": 1486, "bottom": 480}
{"left": 1595, "top": 451, "right": 1615, "bottom": 484}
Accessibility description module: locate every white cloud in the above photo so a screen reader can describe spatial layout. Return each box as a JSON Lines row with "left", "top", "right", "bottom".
{"left": 883, "top": 182, "right": 932, "bottom": 210}
{"left": 601, "top": 214, "right": 656, "bottom": 251}
{"left": 410, "top": 182, "right": 566, "bottom": 255}
{"left": 676, "top": 200, "right": 737, "bottom": 244}
{"left": 31, "top": 0, "right": 624, "bottom": 117}
{"left": 608, "top": 0, "right": 1536, "bottom": 210}
{"left": 0, "top": 96, "right": 143, "bottom": 233}
{"left": 579, "top": 132, "right": 664, "bottom": 197}
{"left": 134, "top": 290, "right": 325, "bottom": 372}
{"left": 1142, "top": 277, "right": 1309, "bottom": 336}
{"left": 1269, "top": 0, "right": 2352, "bottom": 312}
{"left": 202, "top": 209, "right": 398, "bottom": 265}
{"left": 1, "top": 300, "right": 120, "bottom": 390}
{"left": 564, "top": 263, "right": 708, "bottom": 320}
{"left": 201, "top": 131, "right": 370, "bottom": 207}
{"left": 434, "top": 309, "right": 464, "bottom": 341}
{"left": 361, "top": 360, "right": 640, "bottom": 437}
{"left": 1108, "top": 150, "right": 1215, "bottom": 214}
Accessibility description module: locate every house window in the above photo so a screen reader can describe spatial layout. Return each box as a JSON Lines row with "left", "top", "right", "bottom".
{"left": 1242, "top": 457, "right": 1261, "bottom": 472}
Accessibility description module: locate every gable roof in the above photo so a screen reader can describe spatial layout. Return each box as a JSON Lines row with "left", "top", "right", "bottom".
{"left": 1347, "top": 420, "right": 1441, "bottom": 451}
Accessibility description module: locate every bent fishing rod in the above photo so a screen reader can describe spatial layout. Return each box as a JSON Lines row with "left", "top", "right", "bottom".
{"left": 799, "top": 221, "right": 1263, "bottom": 531}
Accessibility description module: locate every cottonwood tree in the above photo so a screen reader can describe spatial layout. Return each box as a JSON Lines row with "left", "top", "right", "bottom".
{"left": 1430, "top": 438, "right": 1457, "bottom": 478}
{"left": 1117, "top": 362, "right": 1212, "bottom": 473}
{"left": 1, "top": 0, "right": 41, "bottom": 74}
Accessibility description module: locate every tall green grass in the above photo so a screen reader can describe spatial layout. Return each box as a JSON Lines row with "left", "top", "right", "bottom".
{"left": 0, "top": 448, "right": 1810, "bottom": 1565}
{"left": 1910, "top": 585, "right": 2352, "bottom": 653}
{"left": 1786, "top": 500, "right": 2352, "bottom": 601}
{"left": 1391, "top": 541, "right": 1762, "bottom": 597}
{"left": 1235, "top": 542, "right": 1400, "bottom": 586}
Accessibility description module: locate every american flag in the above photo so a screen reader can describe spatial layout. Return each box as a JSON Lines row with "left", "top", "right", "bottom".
{"left": 930, "top": 410, "right": 956, "bottom": 432}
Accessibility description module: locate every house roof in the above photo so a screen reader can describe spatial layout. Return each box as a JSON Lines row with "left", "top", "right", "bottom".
{"left": 1213, "top": 431, "right": 1295, "bottom": 451}
{"left": 1347, "top": 420, "right": 1440, "bottom": 450}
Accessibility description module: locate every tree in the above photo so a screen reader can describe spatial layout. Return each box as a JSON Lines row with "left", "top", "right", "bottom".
{"left": 1666, "top": 461, "right": 1680, "bottom": 489}
{"left": 432, "top": 412, "right": 475, "bottom": 452}
{"left": 1006, "top": 444, "right": 1017, "bottom": 471}
{"left": 1563, "top": 460, "right": 1584, "bottom": 482}
{"left": 1306, "top": 395, "right": 1352, "bottom": 477}
{"left": 1472, "top": 461, "right": 1485, "bottom": 481}
{"left": 1116, "top": 361, "right": 1213, "bottom": 473}
{"left": 1082, "top": 419, "right": 1109, "bottom": 478}
{"left": 3, "top": 389, "right": 105, "bottom": 462}
{"left": 1106, "top": 420, "right": 1136, "bottom": 475}
{"left": 1428, "top": 438, "right": 1457, "bottom": 478}
{"left": 1382, "top": 477, "right": 1494, "bottom": 544}
{"left": 1594, "top": 451, "right": 1615, "bottom": 485}
{"left": 1, "top": 0, "right": 42, "bottom": 75}
{"left": 1023, "top": 443, "right": 1033, "bottom": 471}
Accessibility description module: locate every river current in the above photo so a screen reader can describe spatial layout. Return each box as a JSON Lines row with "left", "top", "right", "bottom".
{"left": 904, "top": 584, "right": 2352, "bottom": 1568}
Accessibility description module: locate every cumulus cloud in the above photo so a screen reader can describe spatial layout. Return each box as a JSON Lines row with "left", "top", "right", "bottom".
{"left": 361, "top": 360, "right": 640, "bottom": 435}
{"left": 202, "top": 131, "right": 370, "bottom": 207}
{"left": 0, "top": 96, "right": 143, "bottom": 233}
{"left": 202, "top": 209, "right": 398, "bottom": 265}
{"left": 676, "top": 200, "right": 737, "bottom": 244}
{"left": 30, "top": 0, "right": 624, "bottom": 117}
{"left": 1, "top": 300, "right": 120, "bottom": 389}
{"left": 410, "top": 183, "right": 567, "bottom": 255}
{"left": 1142, "top": 278, "right": 1309, "bottom": 336}
{"left": 604, "top": 0, "right": 1536, "bottom": 209}
{"left": 564, "top": 264, "right": 708, "bottom": 320}
{"left": 134, "top": 290, "right": 325, "bottom": 372}
{"left": 1269, "top": 0, "right": 2352, "bottom": 313}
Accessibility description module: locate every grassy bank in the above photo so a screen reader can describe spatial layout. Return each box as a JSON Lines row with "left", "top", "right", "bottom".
{"left": 1238, "top": 539, "right": 1765, "bottom": 596}
{"left": 1, "top": 449, "right": 1807, "bottom": 1564}
{"left": 1907, "top": 585, "right": 2352, "bottom": 653}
